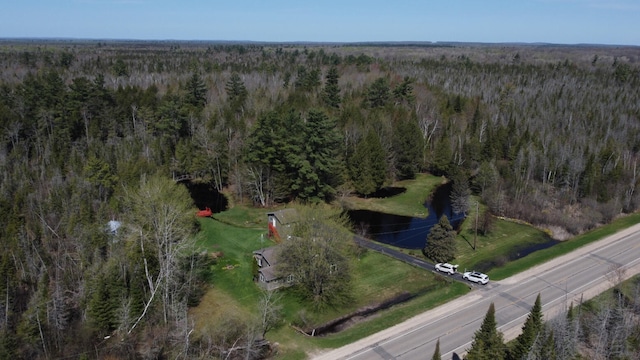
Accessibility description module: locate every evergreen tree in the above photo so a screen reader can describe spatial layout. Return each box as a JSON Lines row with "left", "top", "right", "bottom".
{"left": 423, "top": 215, "right": 457, "bottom": 263}
{"left": 293, "top": 110, "right": 344, "bottom": 202}
{"left": 368, "top": 77, "right": 390, "bottom": 108}
{"left": 466, "top": 302, "right": 505, "bottom": 360}
{"left": 112, "top": 58, "right": 129, "bottom": 77}
{"left": 323, "top": 66, "right": 341, "bottom": 108}
{"left": 431, "top": 136, "right": 452, "bottom": 176}
{"left": 393, "top": 116, "right": 423, "bottom": 180}
{"left": 350, "top": 130, "right": 387, "bottom": 196}
{"left": 392, "top": 76, "right": 415, "bottom": 105}
{"left": 184, "top": 71, "right": 207, "bottom": 108}
{"left": 88, "top": 272, "right": 121, "bottom": 333}
{"left": 432, "top": 338, "right": 442, "bottom": 360}
{"left": 294, "top": 66, "right": 309, "bottom": 91}
{"left": 510, "top": 294, "right": 543, "bottom": 360}
{"left": 225, "top": 72, "right": 247, "bottom": 111}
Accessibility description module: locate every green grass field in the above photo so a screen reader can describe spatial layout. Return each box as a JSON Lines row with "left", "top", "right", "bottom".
{"left": 191, "top": 215, "right": 467, "bottom": 358}
{"left": 340, "top": 173, "right": 446, "bottom": 217}
{"left": 454, "top": 196, "right": 552, "bottom": 273}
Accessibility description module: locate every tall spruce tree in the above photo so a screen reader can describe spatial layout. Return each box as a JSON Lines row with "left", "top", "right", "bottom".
{"left": 225, "top": 72, "right": 248, "bottom": 112}
{"left": 392, "top": 76, "right": 415, "bottom": 105}
{"left": 432, "top": 136, "right": 453, "bottom": 176}
{"left": 466, "top": 302, "right": 505, "bottom": 360}
{"left": 185, "top": 71, "right": 207, "bottom": 108}
{"left": 294, "top": 110, "right": 343, "bottom": 202}
{"left": 368, "top": 77, "right": 390, "bottom": 108}
{"left": 393, "top": 116, "right": 423, "bottom": 180}
{"left": 350, "top": 130, "right": 387, "bottom": 196}
{"left": 323, "top": 66, "right": 341, "bottom": 108}
{"left": 509, "top": 294, "right": 543, "bottom": 360}
{"left": 423, "top": 215, "right": 457, "bottom": 263}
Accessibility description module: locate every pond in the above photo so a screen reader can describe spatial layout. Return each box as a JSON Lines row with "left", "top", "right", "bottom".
{"left": 181, "top": 180, "right": 229, "bottom": 213}
{"left": 348, "top": 182, "right": 466, "bottom": 250}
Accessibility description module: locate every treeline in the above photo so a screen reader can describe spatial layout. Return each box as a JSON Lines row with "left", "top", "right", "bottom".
{"left": 0, "top": 42, "right": 638, "bottom": 357}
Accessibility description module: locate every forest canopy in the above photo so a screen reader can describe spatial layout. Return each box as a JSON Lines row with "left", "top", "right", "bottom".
{"left": 0, "top": 40, "right": 639, "bottom": 358}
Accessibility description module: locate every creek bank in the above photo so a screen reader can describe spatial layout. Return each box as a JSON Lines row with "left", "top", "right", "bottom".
{"left": 295, "top": 290, "right": 427, "bottom": 337}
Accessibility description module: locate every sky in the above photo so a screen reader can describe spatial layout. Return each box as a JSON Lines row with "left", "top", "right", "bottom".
{"left": 1, "top": 0, "right": 639, "bottom": 45}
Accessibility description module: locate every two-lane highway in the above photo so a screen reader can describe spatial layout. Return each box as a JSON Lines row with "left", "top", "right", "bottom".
{"left": 313, "top": 223, "right": 640, "bottom": 360}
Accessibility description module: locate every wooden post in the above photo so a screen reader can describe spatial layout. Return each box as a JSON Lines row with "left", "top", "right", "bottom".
{"left": 474, "top": 201, "right": 479, "bottom": 251}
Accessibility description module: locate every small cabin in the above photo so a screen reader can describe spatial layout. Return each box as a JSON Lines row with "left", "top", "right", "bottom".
{"left": 266, "top": 208, "right": 298, "bottom": 240}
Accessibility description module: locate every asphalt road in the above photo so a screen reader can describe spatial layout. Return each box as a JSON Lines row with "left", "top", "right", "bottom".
{"left": 313, "top": 223, "right": 640, "bottom": 360}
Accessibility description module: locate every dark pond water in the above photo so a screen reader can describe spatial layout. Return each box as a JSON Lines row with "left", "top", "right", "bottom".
{"left": 181, "top": 180, "right": 228, "bottom": 213}
{"left": 348, "top": 182, "right": 466, "bottom": 249}
{"left": 473, "top": 238, "right": 560, "bottom": 273}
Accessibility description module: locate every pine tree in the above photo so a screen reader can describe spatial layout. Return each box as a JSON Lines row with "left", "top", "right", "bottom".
{"left": 225, "top": 72, "right": 247, "bottom": 111}
{"left": 392, "top": 76, "right": 415, "bottom": 105}
{"left": 368, "top": 77, "right": 390, "bottom": 108}
{"left": 293, "top": 110, "right": 344, "bottom": 202}
{"left": 88, "top": 272, "right": 120, "bottom": 333}
{"left": 393, "top": 116, "right": 423, "bottom": 180}
{"left": 423, "top": 215, "right": 457, "bottom": 263}
{"left": 510, "top": 294, "right": 543, "bottom": 360}
{"left": 432, "top": 338, "right": 442, "bottom": 360}
{"left": 350, "top": 130, "right": 387, "bottom": 196}
{"left": 323, "top": 66, "right": 341, "bottom": 108}
{"left": 185, "top": 71, "right": 207, "bottom": 108}
{"left": 432, "top": 136, "right": 452, "bottom": 176}
{"left": 466, "top": 302, "right": 505, "bottom": 360}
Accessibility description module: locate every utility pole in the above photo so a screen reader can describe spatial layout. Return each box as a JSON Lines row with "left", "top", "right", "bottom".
{"left": 474, "top": 201, "right": 479, "bottom": 251}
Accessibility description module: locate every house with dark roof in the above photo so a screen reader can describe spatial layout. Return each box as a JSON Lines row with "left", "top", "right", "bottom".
{"left": 253, "top": 246, "right": 294, "bottom": 290}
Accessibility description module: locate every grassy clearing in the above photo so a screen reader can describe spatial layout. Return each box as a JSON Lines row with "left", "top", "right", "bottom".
{"left": 212, "top": 205, "right": 267, "bottom": 229}
{"left": 340, "top": 173, "right": 446, "bottom": 217}
{"left": 453, "top": 197, "right": 552, "bottom": 273}
{"left": 194, "top": 217, "right": 267, "bottom": 306}
{"left": 190, "top": 213, "right": 468, "bottom": 359}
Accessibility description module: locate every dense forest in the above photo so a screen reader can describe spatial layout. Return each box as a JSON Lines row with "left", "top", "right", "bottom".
{"left": 0, "top": 40, "right": 639, "bottom": 358}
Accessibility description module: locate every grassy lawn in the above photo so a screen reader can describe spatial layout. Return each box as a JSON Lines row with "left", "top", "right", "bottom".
{"left": 340, "top": 173, "right": 446, "bottom": 217}
{"left": 190, "top": 214, "right": 468, "bottom": 359}
{"left": 212, "top": 204, "right": 268, "bottom": 229}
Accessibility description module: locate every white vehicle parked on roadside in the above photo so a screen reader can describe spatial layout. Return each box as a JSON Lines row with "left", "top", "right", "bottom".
{"left": 463, "top": 271, "right": 489, "bottom": 285}
{"left": 434, "top": 262, "right": 458, "bottom": 275}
